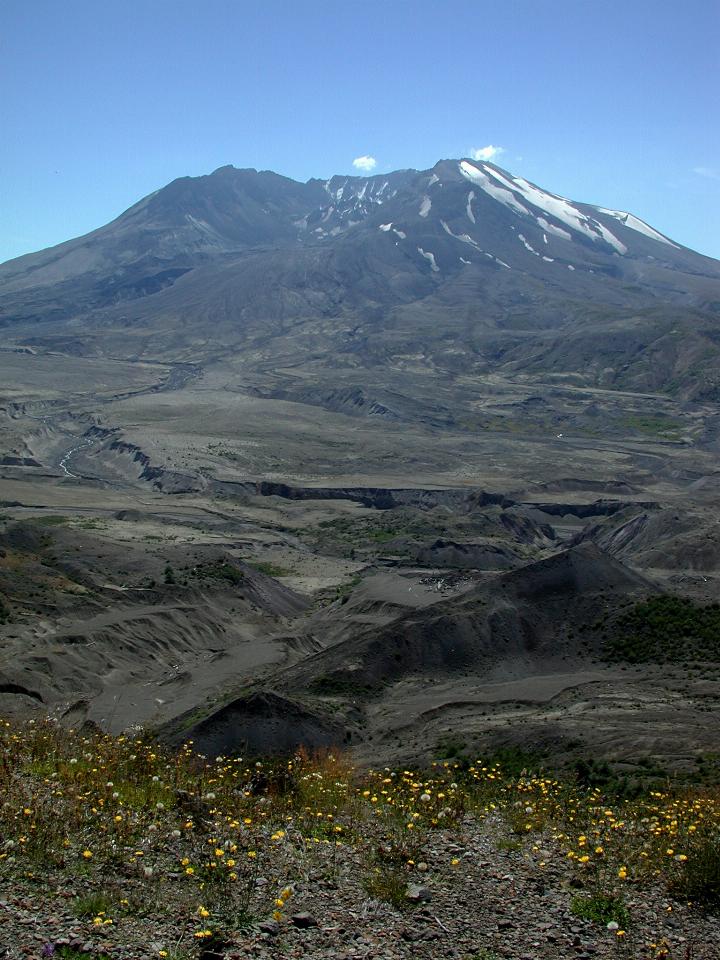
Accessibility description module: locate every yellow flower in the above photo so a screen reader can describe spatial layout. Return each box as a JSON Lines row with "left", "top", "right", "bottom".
{"left": 82, "top": 849, "right": 93, "bottom": 860}
{"left": 198, "top": 906, "right": 210, "bottom": 918}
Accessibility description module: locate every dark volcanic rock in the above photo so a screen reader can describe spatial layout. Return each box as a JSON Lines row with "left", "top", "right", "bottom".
{"left": 168, "top": 691, "right": 345, "bottom": 757}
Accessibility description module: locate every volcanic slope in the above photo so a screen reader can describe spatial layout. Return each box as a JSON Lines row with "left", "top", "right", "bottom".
{"left": 170, "top": 544, "right": 720, "bottom": 770}
{"left": 2, "top": 159, "right": 720, "bottom": 772}
{"left": 2, "top": 158, "right": 720, "bottom": 403}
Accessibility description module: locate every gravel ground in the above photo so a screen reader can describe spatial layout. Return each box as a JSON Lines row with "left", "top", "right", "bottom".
{"left": 1, "top": 814, "right": 718, "bottom": 960}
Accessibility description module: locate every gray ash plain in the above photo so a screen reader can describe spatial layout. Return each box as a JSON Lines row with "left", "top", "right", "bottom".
{"left": 1, "top": 158, "right": 720, "bottom": 777}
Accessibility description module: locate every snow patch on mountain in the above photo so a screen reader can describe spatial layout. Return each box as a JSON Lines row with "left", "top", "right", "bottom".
{"left": 597, "top": 208, "right": 679, "bottom": 248}
{"left": 466, "top": 191, "right": 476, "bottom": 224}
{"left": 536, "top": 217, "right": 572, "bottom": 241}
{"left": 482, "top": 166, "right": 627, "bottom": 254}
{"left": 518, "top": 233, "right": 540, "bottom": 256}
{"left": 459, "top": 161, "right": 529, "bottom": 216}
{"left": 441, "top": 220, "right": 480, "bottom": 248}
{"left": 393, "top": 228, "right": 407, "bottom": 240}
{"left": 419, "top": 196, "right": 432, "bottom": 218}
{"left": 418, "top": 247, "right": 440, "bottom": 271}
{"left": 378, "top": 223, "right": 393, "bottom": 232}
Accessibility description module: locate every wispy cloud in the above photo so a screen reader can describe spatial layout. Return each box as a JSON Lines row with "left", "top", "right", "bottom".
{"left": 693, "top": 166, "right": 720, "bottom": 181}
{"left": 352, "top": 155, "right": 377, "bottom": 172}
{"left": 471, "top": 145, "right": 504, "bottom": 162}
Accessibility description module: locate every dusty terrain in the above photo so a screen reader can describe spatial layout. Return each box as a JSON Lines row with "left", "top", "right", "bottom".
{"left": 1, "top": 343, "right": 719, "bottom": 778}
{"left": 2, "top": 159, "right": 720, "bottom": 776}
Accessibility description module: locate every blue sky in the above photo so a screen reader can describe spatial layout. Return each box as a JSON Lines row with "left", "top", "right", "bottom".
{"left": 2, "top": 0, "right": 719, "bottom": 263}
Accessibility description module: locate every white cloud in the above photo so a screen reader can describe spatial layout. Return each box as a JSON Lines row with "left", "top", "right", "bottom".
{"left": 352, "top": 155, "right": 377, "bottom": 172}
{"left": 471, "top": 145, "right": 505, "bottom": 162}
{"left": 693, "top": 166, "right": 720, "bottom": 181}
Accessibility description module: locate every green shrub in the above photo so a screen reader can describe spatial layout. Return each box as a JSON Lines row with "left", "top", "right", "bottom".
{"left": 604, "top": 595, "right": 720, "bottom": 663}
{"left": 571, "top": 892, "right": 630, "bottom": 926}
{"left": 363, "top": 865, "right": 411, "bottom": 909}
{"left": 669, "top": 833, "right": 720, "bottom": 906}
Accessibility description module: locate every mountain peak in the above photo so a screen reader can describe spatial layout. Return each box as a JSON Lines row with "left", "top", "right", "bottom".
{"left": 1, "top": 158, "right": 718, "bottom": 378}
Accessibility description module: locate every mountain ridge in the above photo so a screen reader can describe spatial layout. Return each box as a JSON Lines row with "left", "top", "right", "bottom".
{"left": 1, "top": 157, "right": 719, "bottom": 400}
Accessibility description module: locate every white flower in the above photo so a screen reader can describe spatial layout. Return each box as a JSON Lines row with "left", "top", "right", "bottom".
{"left": 69, "top": 758, "right": 78, "bottom": 765}
{"left": 171, "top": 829, "right": 181, "bottom": 838}
{"left": 607, "top": 921, "right": 619, "bottom": 931}
{"left": 152, "top": 775, "right": 160, "bottom": 783}
{"left": 155, "top": 802, "right": 165, "bottom": 810}
{"left": 112, "top": 792, "right": 120, "bottom": 800}
{"left": 420, "top": 793, "right": 431, "bottom": 803}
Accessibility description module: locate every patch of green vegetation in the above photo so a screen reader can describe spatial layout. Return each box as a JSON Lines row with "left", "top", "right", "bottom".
{"left": 436, "top": 735, "right": 468, "bottom": 760}
{"left": 368, "top": 528, "right": 400, "bottom": 543}
{"left": 311, "top": 511, "right": 428, "bottom": 553}
{"left": 57, "top": 950, "right": 113, "bottom": 960}
{"left": 362, "top": 865, "right": 411, "bottom": 909}
{"left": 620, "top": 414, "right": 681, "bottom": 439}
{"left": 191, "top": 560, "right": 245, "bottom": 585}
{"left": 248, "top": 560, "right": 290, "bottom": 577}
{"left": 74, "top": 518, "right": 106, "bottom": 530}
{"left": 604, "top": 595, "right": 720, "bottom": 664}
{"left": 495, "top": 837, "right": 522, "bottom": 852}
{"left": 486, "top": 746, "right": 549, "bottom": 777}
{"left": 334, "top": 574, "right": 362, "bottom": 600}
{"left": 310, "top": 673, "right": 379, "bottom": 697}
{"left": 573, "top": 758, "right": 648, "bottom": 799}
{"left": 72, "top": 890, "right": 114, "bottom": 918}
{"left": 32, "top": 514, "right": 70, "bottom": 526}
{"left": 571, "top": 892, "right": 630, "bottom": 927}
{"left": 668, "top": 833, "right": 720, "bottom": 905}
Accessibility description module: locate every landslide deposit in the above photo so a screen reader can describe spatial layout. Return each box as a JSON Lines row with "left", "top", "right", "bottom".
{"left": 1, "top": 158, "right": 720, "bottom": 778}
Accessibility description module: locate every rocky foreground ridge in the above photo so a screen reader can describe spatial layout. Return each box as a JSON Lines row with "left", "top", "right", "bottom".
{"left": 0, "top": 720, "right": 718, "bottom": 960}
